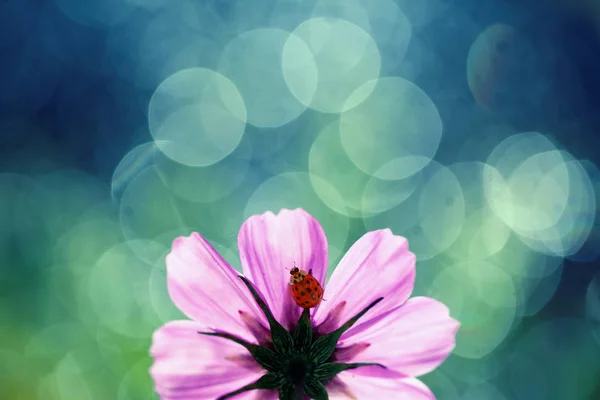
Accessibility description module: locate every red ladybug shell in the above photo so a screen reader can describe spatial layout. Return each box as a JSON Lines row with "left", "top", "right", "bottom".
{"left": 289, "top": 268, "right": 324, "bottom": 309}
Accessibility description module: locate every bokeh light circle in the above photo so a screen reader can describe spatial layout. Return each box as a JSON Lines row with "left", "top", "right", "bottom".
{"left": 484, "top": 132, "right": 562, "bottom": 232}
{"left": 148, "top": 68, "right": 247, "bottom": 167}
{"left": 54, "top": 354, "right": 96, "bottom": 400}
{"left": 118, "top": 358, "right": 159, "bottom": 400}
{"left": 428, "top": 261, "right": 517, "bottom": 359}
{"left": 363, "top": 161, "right": 465, "bottom": 260}
{"left": 484, "top": 132, "right": 596, "bottom": 257}
{"left": 441, "top": 349, "right": 511, "bottom": 384}
{"left": 294, "top": 0, "right": 412, "bottom": 74}
{"left": 111, "top": 141, "right": 164, "bottom": 202}
{"left": 340, "top": 77, "right": 442, "bottom": 179}
{"left": 282, "top": 17, "right": 381, "bottom": 113}
{"left": 517, "top": 155, "right": 595, "bottom": 257}
{"left": 420, "top": 371, "right": 460, "bottom": 400}
{"left": 356, "top": 0, "right": 412, "bottom": 72}
{"left": 219, "top": 28, "right": 315, "bottom": 128}
{"left": 508, "top": 150, "right": 570, "bottom": 230}
{"left": 309, "top": 120, "right": 418, "bottom": 218}
{"left": 445, "top": 162, "right": 511, "bottom": 261}
{"left": 466, "top": 22, "right": 559, "bottom": 122}
{"left": 153, "top": 138, "right": 251, "bottom": 204}
{"left": 125, "top": 2, "right": 225, "bottom": 89}
{"left": 87, "top": 240, "right": 166, "bottom": 338}
{"left": 445, "top": 207, "right": 510, "bottom": 260}
{"left": 488, "top": 234, "right": 563, "bottom": 279}
{"left": 467, "top": 24, "right": 517, "bottom": 109}
{"left": 311, "top": 0, "right": 370, "bottom": 27}
{"left": 25, "top": 322, "right": 91, "bottom": 363}
{"left": 118, "top": 165, "right": 194, "bottom": 255}
{"left": 513, "top": 263, "right": 563, "bottom": 317}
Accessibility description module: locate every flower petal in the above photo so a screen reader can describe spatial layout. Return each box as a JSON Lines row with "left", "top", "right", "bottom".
{"left": 335, "top": 297, "right": 459, "bottom": 377}
{"left": 313, "top": 229, "right": 415, "bottom": 336}
{"left": 328, "top": 373, "right": 435, "bottom": 400}
{"left": 238, "top": 209, "right": 328, "bottom": 330}
{"left": 150, "top": 320, "right": 277, "bottom": 400}
{"left": 166, "top": 232, "right": 268, "bottom": 343}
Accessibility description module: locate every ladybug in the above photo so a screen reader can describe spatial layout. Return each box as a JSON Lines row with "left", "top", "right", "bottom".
{"left": 289, "top": 266, "right": 324, "bottom": 309}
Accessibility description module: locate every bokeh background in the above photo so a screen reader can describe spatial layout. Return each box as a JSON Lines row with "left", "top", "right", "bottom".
{"left": 2, "top": 0, "right": 600, "bottom": 399}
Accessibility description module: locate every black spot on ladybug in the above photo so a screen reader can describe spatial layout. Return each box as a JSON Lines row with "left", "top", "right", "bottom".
{"left": 295, "top": 296, "right": 301, "bottom": 301}
{"left": 303, "top": 301, "right": 309, "bottom": 305}
{"left": 294, "top": 286, "right": 299, "bottom": 292}
{"left": 317, "top": 293, "right": 322, "bottom": 298}
{"left": 306, "top": 288, "right": 312, "bottom": 293}
{"left": 300, "top": 291, "right": 305, "bottom": 296}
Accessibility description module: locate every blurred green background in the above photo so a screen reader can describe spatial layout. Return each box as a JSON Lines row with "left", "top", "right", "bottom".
{"left": 2, "top": 0, "right": 600, "bottom": 399}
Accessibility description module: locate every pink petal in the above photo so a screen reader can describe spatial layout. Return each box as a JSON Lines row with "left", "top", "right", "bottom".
{"left": 166, "top": 232, "right": 268, "bottom": 344}
{"left": 335, "top": 297, "right": 459, "bottom": 378}
{"left": 238, "top": 209, "right": 328, "bottom": 330}
{"left": 150, "top": 320, "right": 277, "bottom": 400}
{"left": 328, "top": 373, "right": 435, "bottom": 400}
{"left": 312, "top": 229, "right": 415, "bottom": 336}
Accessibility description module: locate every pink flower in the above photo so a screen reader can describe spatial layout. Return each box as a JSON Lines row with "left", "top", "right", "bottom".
{"left": 150, "top": 209, "right": 459, "bottom": 399}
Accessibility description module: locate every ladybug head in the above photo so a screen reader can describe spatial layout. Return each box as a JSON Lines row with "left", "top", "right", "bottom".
{"left": 290, "top": 267, "right": 299, "bottom": 275}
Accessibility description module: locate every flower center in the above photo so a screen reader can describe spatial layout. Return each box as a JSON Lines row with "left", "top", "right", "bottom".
{"left": 285, "top": 354, "right": 312, "bottom": 385}
{"left": 199, "top": 276, "right": 385, "bottom": 400}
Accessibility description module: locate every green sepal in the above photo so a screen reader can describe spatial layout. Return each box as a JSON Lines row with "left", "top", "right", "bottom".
{"left": 313, "top": 362, "right": 386, "bottom": 380}
{"left": 278, "top": 382, "right": 296, "bottom": 400}
{"left": 198, "top": 331, "right": 281, "bottom": 371}
{"left": 294, "top": 308, "right": 313, "bottom": 353}
{"left": 217, "top": 372, "right": 283, "bottom": 400}
{"left": 239, "top": 276, "right": 295, "bottom": 354}
{"left": 304, "top": 377, "right": 329, "bottom": 400}
{"left": 309, "top": 297, "right": 383, "bottom": 364}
